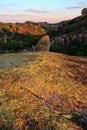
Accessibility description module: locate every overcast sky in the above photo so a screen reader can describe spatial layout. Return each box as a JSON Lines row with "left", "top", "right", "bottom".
{"left": 0, "top": 0, "right": 87, "bottom": 23}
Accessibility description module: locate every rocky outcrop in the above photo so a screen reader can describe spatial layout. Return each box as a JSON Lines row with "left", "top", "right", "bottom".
{"left": 0, "top": 52, "right": 87, "bottom": 130}
{"left": 50, "top": 31, "right": 87, "bottom": 55}
{"left": 32, "top": 35, "right": 50, "bottom": 52}
{"left": 50, "top": 10, "right": 87, "bottom": 55}
{"left": 82, "top": 8, "right": 87, "bottom": 15}
{"left": 51, "top": 33, "right": 87, "bottom": 47}
{"left": 0, "top": 35, "right": 7, "bottom": 43}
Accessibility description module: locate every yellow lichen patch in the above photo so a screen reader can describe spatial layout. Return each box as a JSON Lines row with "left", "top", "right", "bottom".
{"left": 0, "top": 52, "right": 87, "bottom": 129}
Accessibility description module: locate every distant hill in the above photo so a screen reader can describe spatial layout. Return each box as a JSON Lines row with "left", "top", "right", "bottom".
{"left": 50, "top": 14, "right": 87, "bottom": 56}
{"left": 0, "top": 22, "right": 46, "bottom": 35}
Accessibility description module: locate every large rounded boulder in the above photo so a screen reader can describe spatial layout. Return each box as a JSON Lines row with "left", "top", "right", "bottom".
{"left": 81, "top": 8, "right": 87, "bottom": 15}
{"left": 32, "top": 35, "right": 50, "bottom": 52}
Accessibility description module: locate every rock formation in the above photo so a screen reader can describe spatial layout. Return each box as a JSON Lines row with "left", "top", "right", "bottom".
{"left": 31, "top": 45, "right": 35, "bottom": 52}
{"left": 0, "top": 35, "right": 7, "bottom": 43}
{"left": 32, "top": 35, "right": 50, "bottom": 52}
{"left": 81, "top": 8, "right": 87, "bottom": 15}
{"left": 0, "top": 52, "right": 87, "bottom": 129}
{"left": 51, "top": 33, "right": 86, "bottom": 47}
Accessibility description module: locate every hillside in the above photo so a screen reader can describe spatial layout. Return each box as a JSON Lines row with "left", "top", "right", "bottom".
{"left": 0, "top": 52, "right": 87, "bottom": 130}
{"left": 0, "top": 22, "right": 46, "bottom": 35}
{"left": 50, "top": 14, "right": 87, "bottom": 56}
{"left": 0, "top": 21, "right": 58, "bottom": 53}
{"left": 0, "top": 10, "right": 87, "bottom": 55}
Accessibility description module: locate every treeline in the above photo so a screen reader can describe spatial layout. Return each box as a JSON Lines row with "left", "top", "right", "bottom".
{"left": 50, "top": 43, "right": 87, "bottom": 56}
{"left": 0, "top": 33, "right": 41, "bottom": 52}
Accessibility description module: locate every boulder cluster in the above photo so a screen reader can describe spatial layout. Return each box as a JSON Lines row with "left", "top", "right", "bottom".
{"left": 51, "top": 33, "right": 86, "bottom": 47}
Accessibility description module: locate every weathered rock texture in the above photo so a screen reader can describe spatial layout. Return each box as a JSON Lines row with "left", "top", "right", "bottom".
{"left": 0, "top": 52, "right": 87, "bottom": 130}
{"left": 32, "top": 35, "right": 50, "bottom": 52}
{"left": 51, "top": 33, "right": 87, "bottom": 47}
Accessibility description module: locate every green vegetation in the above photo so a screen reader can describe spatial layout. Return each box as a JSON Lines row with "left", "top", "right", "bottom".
{"left": 50, "top": 43, "right": 87, "bottom": 56}
{"left": 0, "top": 14, "right": 87, "bottom": 56}
{"left": 0, "top": 34, "right": 41, "bottom": 52}
{"left": 0, "top": 9, "right": 87, "bottom": 130}
{"left": 50, "top": 14, "right": 87, "bottom": 56}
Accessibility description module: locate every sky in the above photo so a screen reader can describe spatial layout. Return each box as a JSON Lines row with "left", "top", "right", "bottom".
{"left": 0, "top": 0, "right": 87, "bottom": 23}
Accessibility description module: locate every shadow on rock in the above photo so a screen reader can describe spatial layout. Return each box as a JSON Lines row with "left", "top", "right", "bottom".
{"left": 71, "top": 110, "right": 87, "bottom": 130}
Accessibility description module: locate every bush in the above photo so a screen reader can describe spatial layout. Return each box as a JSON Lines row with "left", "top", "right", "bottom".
{"left": 0, "top": 34, "right": 41, "bottom": 52}
{"left": 50, "top": 43, "right": 87, "bottom": 56}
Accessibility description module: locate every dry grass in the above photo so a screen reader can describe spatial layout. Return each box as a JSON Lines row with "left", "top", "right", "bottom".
{"left": 0, "top": 52, "right": 87, "bottom": 130}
